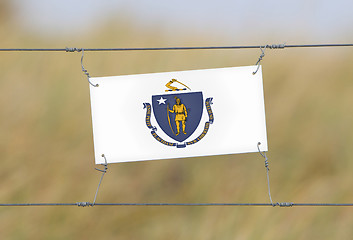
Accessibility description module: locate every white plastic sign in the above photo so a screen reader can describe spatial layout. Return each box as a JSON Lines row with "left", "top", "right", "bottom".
{"left": 89, "top": 66, "right": 268, "bottom": 164}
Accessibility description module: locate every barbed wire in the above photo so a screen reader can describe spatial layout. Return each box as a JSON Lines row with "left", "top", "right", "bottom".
{"left": 0, "top": 43, "right": 352, "bottom": 52}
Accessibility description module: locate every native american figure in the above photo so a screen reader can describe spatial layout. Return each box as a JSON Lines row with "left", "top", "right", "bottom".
{"left": 168, "top": 97, "right": 187, "bottom": 135}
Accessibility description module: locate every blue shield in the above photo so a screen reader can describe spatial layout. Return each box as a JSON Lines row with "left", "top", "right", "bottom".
{"left": 152, "top": 92, "right": 203, "bottom": 142}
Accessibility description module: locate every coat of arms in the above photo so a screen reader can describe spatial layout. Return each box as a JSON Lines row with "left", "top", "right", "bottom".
{"left": 143, "top": 79, "right": 214, "bottom": 148}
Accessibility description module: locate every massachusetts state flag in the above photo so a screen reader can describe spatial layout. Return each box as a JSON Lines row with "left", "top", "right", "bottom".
{"left": 89, "top": 66, "right": 268, "bottom": 164}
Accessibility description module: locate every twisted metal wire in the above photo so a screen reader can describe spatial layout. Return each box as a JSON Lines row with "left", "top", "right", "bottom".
{"left": 252, "top": 45, "right": 267, "bottom": 75}
{"left": 257, "top": 142, "right": 274, "bottom": 205}
{"left": 92, "top": 154, "right": 108, "bottom": 206}
{"left": 0, "top": 43, "right": 352, "bottom": 52}
{"left": 1, "top": 202, "right": 353, "bottom": 207}
{"left": 80, "top": 49, "right": 99, "bottom": 87}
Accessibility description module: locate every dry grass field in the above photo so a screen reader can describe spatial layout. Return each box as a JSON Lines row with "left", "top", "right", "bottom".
{"left": 1, "top": 8, "right": 353, "bottom": 239}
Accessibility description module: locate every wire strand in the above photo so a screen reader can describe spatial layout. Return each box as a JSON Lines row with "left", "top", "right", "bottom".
{"left": 0, "top": 43, "right": 353, "bottom": 52}
{"left": 257, "top": 142, "right": 274, "bottom": 205}
{"left": 92, "top": 154, "right": 108, "bottom": 205}
{"left": 1, "top": 202, "right": 353, "bottom": 207}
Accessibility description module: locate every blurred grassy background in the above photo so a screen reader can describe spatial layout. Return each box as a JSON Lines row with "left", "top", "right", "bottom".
{"left": 1, "top": 1, "right": 353, "bottom": 239}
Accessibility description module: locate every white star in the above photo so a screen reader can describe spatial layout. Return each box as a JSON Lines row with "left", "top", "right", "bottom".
{"left": 157, "top": 97, "right": 167, "bottom": 105}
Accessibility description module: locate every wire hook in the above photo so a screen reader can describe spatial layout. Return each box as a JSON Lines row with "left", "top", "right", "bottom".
{"left": 81, "top": 49, "right": 99, "bottom": 87}
{"left": 92, "top": 154, "right": 108, "bottom": 205}
{"left": 257, "top": 142, "right": 274, "bottom": 205}
{"left": 252, "top": 45, "right": 267, "bottom": 75}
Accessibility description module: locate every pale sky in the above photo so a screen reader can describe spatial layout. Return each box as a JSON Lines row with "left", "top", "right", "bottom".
{"left": 10, "top": 0, "right": 353, "bottom": 43}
